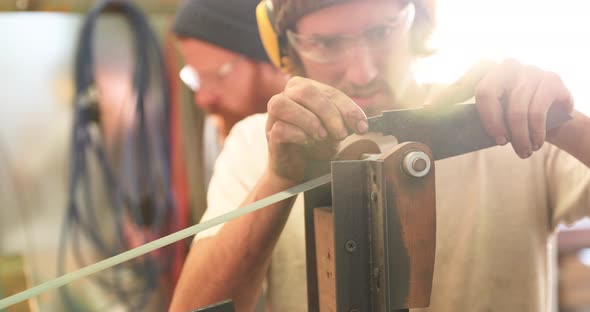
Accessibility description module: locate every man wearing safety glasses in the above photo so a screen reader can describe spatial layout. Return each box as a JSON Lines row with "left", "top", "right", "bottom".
{"left": 172, "top": 0, "right": 288, "bottom": 200}
{"left": 171, "top": 0, "right": 590, "bottom": 311}
{"left": 173, "top": 0, "right": 287, "bottom": 142}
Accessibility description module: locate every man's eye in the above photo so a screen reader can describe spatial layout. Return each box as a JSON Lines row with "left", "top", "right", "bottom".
{"left": 312, "top": 37, "right": 343, "bottom": 50}
{"left": 365, "top": 25, "right": 394, "bottom": 41}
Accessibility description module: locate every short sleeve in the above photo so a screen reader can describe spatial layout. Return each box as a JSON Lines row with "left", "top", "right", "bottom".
{"left": 546, "top": 144, "right": 590, "bottom": 228}
{"left": 194, "top": 114, "right": 269, "bottom": 240}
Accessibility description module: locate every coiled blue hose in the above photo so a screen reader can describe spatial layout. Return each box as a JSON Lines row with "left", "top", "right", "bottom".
{"left": 59, "top": 1, "right": 177, "bottom": 310}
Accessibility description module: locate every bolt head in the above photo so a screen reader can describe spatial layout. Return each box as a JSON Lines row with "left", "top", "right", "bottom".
{"left": 402, "top": 150, "right": 431, "bottom": 178}
{"left": 345, "top": 240, "right": 357, "bottom": 252}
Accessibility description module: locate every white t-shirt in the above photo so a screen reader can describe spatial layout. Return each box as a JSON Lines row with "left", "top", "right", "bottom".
{"left": 203, "top": 116, "right": 222, "bottom": 188}
{"left": 199, "top": 113, "right": 590, "bottom": 312}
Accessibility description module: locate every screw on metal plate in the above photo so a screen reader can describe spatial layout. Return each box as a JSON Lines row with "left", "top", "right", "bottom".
{"left": 345, "top": 240, "right": 357, "bottom": 252}
{"left": 402, "top": 150, "right": 431, "bottom": 178}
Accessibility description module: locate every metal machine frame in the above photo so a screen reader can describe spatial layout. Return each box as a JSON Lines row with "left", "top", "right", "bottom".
{"left": 305, "top": 142, "right": 436, "bottom": 312}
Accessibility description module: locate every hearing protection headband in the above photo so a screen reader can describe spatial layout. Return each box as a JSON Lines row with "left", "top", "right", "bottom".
{"left": 256, "top": 0, "right": 290, "bottom": 71}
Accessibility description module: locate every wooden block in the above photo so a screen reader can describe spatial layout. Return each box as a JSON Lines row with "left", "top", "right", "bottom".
{"left": 314, "top": 207, "right": 336, "bottom": 312}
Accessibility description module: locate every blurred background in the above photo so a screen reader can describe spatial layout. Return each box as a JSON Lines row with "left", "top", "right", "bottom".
{"left": 0, "top": 0, "right": 589, "bottom": 311}
{"left": 416, "top": 0, "right": 590, "bottom": 117}
{"left": 0, "top": 1, "right": 203, "bottom": 311}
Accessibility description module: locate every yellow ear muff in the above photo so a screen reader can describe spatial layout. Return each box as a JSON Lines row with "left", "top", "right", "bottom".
{"left": 256, "top": 0, "right": 290, "bottom": 72}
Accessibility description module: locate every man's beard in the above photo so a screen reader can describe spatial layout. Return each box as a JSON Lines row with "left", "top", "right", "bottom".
{"left": 337, "top": 78, "right": 397, "bottom": 116}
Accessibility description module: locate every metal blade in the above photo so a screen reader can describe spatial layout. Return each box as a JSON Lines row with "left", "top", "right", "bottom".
{"left": 368, "top": 103, "right": 572, "bottom": 160}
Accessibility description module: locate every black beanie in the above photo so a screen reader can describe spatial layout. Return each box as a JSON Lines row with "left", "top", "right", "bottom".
{"left": 172, "top": 0, "right": 270, "bottom": 62}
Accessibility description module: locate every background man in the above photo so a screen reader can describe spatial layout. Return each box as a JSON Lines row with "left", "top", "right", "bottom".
{"left": 174, "top": 0, "right": 287, "bottom": 140}
{"left": 173, "top": 0, "right": 288, "bottom": 188}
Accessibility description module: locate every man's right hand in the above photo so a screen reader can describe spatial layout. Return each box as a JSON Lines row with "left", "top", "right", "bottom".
{"left": 265, "top": 76, "right": 369, "bottom": 183}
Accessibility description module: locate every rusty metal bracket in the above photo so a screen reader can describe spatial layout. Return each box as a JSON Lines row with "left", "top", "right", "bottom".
{"left": 306, "top": 142, "right": 436, "bottom": 312}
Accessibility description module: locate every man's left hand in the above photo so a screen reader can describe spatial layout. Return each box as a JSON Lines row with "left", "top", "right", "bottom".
{"left": 426, "top": 59, "right": 574, "bottom": 159}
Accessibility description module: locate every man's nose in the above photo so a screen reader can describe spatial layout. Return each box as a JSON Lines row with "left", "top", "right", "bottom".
{"left": 194, "top": 89, "right": 219, "bottom": 111}
{"left": 344, "top": 45, "right": 378, "bottom": 86}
